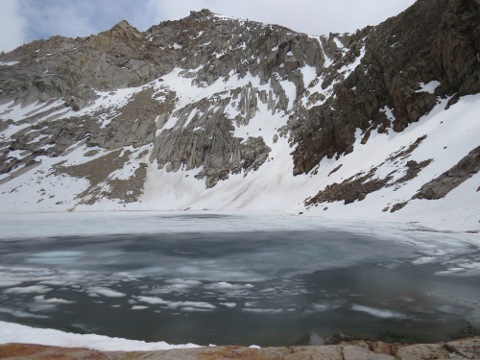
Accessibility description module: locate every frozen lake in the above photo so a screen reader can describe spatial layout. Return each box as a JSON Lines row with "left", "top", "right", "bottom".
{"left": 0, "top": 212, "right": 479, "bottom": 347}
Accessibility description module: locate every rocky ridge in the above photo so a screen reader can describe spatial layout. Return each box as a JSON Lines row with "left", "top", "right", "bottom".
{"left": 0, "top": 0, "right": 479, "bottom": 228}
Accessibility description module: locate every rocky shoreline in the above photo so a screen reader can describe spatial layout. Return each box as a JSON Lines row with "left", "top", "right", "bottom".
{"left": 1, "top": 337, "right": 479, "bottom": 359}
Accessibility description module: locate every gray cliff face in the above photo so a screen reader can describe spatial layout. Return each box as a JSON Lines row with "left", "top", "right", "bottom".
{"left": 0, "top": 8, "right": 350, "bottom": 189}
{"left": 0, "top": 1, "right": 479, "bottom": 209}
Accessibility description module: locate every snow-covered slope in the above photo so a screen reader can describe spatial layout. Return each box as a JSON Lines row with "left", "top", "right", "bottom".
{"left": 0, "top": 2, "right": 479, "bottom": 232}
{"left": 1, "top": 91, "right": 477, "bottom": 231}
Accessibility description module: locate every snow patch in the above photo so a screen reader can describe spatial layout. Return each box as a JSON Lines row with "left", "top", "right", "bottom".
{"left": 339, "top": 44, "right": 365, "bottom": 76}
{"left": 416, "top": 81, "right": 441, "bottom": 94}
{"left": 0, "top": 61, "right": 19, "bottom": 66}
{"left": 300, "top": 66, "right": 317, "bottom": 88}
{"left": 380, "top": 105, "right": 395, "bottom": 122}
{"left": 0, "top": 320, "right": 199, "bottom": 351}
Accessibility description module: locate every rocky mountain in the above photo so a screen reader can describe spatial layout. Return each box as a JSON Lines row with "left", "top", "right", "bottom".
{"left": 0, "top": 0, "right": 479, "bottom": 231}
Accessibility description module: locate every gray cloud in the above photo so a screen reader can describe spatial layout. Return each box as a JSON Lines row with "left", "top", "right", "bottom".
{"left": 153, "top": 0, "right": 416, "bottom": 35}
{"left": 0, "top": 0, "right": 416, "bottom": 53}
{"left": 18, "top": 0, "right": 141, "bottom": 40}
{"left": 0, "top": 0, "right": 27, "bottom": 53}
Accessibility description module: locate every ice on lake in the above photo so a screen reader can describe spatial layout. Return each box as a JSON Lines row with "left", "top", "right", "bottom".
{"left": 0, "top": 212, "right": 479, "bottom": 347}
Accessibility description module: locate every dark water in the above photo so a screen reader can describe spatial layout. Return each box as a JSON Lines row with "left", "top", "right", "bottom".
{"left": 0, "top": 214, "right": 479, "bottom": 346}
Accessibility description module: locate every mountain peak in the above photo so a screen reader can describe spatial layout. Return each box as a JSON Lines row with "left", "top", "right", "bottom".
{"left": 188, "top": 9, "right": 214, "bottom": 19}
{"left": 108, "top": 19, "right": 140, "bottom": 35}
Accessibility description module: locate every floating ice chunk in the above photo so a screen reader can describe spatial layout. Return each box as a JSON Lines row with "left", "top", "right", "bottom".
{"left": 131, "top": 305, "right": 149, "bottom": 310}
{"left": 136, "top": 296, "right": 215, "bottom": 311}
{"left": 136, "top": 296, "right": 169, "bottom": 305}
{"left": 165, "top": 278, "right": 202, "bottom": 286}
{"left": 39, "top": 280, "right": 70, "bottom": 286}
{"left": 205, "top": 281, "right": 253, "bottom": 290}
{"left": 177, "top": 301, "right": 216, "bottom": 310}
{"left": 4, "top": 285, "right": 51, "bottom": 294}
{"left": 0, "top": 308, "right": 48, "bottom": 319}
{"left": 435, "top": 267, "right": 466, "bottom": 275}
{"left": 457, "top": 261, "right": 480, "bottom": 270}
{"left": 34, "top": 295, "right": 74, "bottom": 304}
{"left": 89, "top": 287, "right": 126, "bottom": 298}
{"left": 220, "top": 302, "right": 237, "bottom": 308}
{"left": 310, "top": 302, "right": 340, "bottom": 312}
{"left": 181, "top": 306, "right": 212, "bottom": 312}
{"left": 351, "top": 304, "right": 407, "bottom": 319}
{"left": 259, "top": 288, "right": 277, "bottom": 293}
{"left": 0, "top": 280, "right": 23, "bottom": 287}
{"left": 243, "top": 308, "right": 283, "bottom": 314}
{"left": 412, "top": 256, "right": 437, "bottom": 265}
{"left": 155, "top": 278, "right": 203, "bottom": 293}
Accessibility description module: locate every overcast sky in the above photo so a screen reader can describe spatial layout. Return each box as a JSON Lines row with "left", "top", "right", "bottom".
{"left": 0, "top": 0, "right": 416, "bottom": 53}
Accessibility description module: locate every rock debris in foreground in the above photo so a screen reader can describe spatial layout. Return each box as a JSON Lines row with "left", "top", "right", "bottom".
{"left": 0, "top": 337, "right": 479, "bottom": 359}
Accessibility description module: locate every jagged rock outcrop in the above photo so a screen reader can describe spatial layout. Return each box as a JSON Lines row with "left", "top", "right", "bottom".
{"left": 290, "top": 0, "right": 480, "bottom": 175}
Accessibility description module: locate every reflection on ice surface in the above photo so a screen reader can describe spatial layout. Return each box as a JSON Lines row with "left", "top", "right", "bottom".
{"left": 351, "top": 304, "right": 407, "bottom": 319}
{"left": 0, "top": 212, "right": 479, "bottom": 347}
{"left": 28, "top": 251, "right": 84, "bottom": 265}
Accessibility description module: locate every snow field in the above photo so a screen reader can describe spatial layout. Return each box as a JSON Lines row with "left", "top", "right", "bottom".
{"left": 0, "top": 66, "right": 479, "bottom": 231}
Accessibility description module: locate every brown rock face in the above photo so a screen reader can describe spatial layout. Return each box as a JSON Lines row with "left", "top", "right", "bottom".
{"left": 290, "top": 0, "right": 480, "bottom": 175}
{"left": 305, "top": 169, "right": 391, "bottom": 206}
{"left": 432, "top": 0, "right": 480, "bottom": 96}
